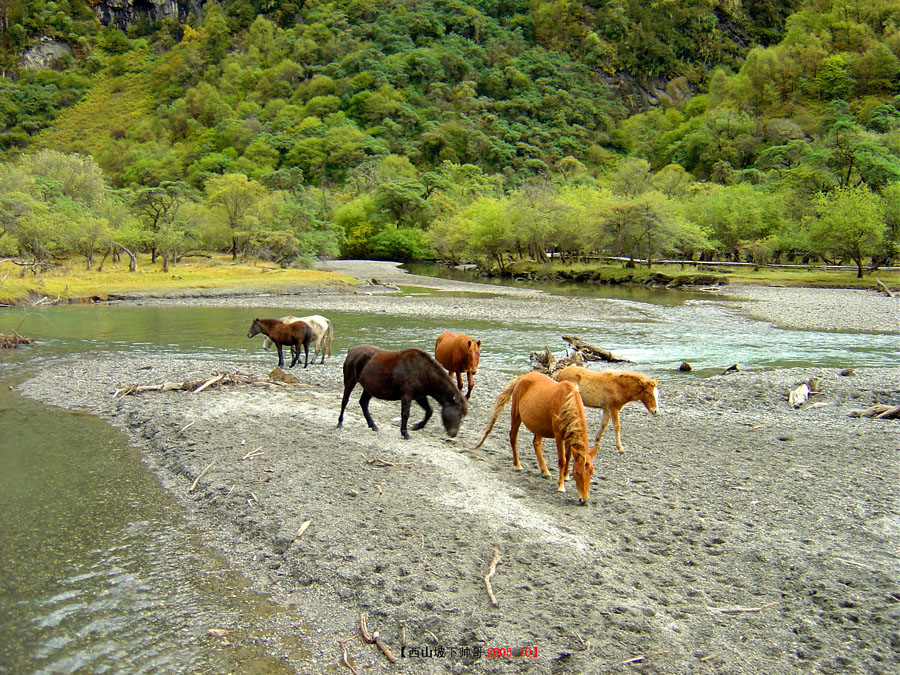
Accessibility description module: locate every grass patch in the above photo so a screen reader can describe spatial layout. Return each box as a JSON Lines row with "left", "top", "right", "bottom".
{"left": 0, "top": 255, "right": 357, "bottom": 305}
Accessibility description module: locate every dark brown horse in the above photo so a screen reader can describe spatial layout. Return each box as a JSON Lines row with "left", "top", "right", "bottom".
{"left": 247, "top": 317, "right": 312, "bottom": 368}
{"left": 337, "top": 345, "right": 468, "bottom": 439}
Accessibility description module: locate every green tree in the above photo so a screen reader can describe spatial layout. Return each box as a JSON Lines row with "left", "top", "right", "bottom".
{"left": 807, "top": 185, "right": 885, "bottom": 278}
{"left": 205, "top": 173, "right": 267, "bottom": 259}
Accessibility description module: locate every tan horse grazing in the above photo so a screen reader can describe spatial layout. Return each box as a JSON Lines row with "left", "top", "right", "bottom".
{"left": 434, "top": 331, "right": 481, "bottom": 399}
{"left": 261, "top": 315, "right": 333, "bottom": 364}
{"left": 553, "top": 366, "right": 659, "bottom": 454}
{"left": 473, "top": 372, "right": 598, "bottom": 504}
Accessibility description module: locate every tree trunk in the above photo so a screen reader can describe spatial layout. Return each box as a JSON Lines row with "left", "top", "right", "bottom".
{"left": 97, "top": 247, "right": 112, "bottom": 272}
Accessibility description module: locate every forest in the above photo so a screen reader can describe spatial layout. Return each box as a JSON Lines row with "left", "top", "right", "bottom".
{"left": 0, "top": 0, "right": 898, "bottom": 279}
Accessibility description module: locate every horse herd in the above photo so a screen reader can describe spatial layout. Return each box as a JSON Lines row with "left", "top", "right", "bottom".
{"left": 248, "top": 315, "right": 659, "bottom": 505}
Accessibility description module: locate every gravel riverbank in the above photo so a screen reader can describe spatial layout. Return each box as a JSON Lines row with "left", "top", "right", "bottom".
{"left": 18, "top": 262, "right": 900, "bottom": 674}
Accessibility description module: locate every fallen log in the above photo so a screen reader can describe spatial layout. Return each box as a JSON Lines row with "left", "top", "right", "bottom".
{"left": 849, "top": 404, "right": 900, "bottom": 419}
{"left": 561, "top": 335, "right": 634, "bottom": 363}
{"left": 873, "top": 278, "right": 895, "bottom": 298}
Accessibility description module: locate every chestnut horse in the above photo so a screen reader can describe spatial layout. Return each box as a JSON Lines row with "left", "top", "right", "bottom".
{"left": 337, "top": 345, "right": 468, "bottom": 439}
{"left": 473, "top": 372, "right": 598, "bottom": 504}
{"left": 434, "top": 331, "right": 481, "bottom": 399}
{"left": 553, "top": 366, "right": 659, "bottom": 454}
{"left": 247, "top": 317, "right": 312, "bottom": 368}
{"left": 261, "top": 315, "right": 333, "bottom": 364}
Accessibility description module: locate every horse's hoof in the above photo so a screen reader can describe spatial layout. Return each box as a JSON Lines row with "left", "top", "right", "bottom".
{"left": 578, "top": 498, "right": 588, "bottom": 506}
{"left": 513, "top": 464, "right": 522, "bottom": 471}
{"left": 558, "top": 486, "right": 566, "bottom": 493}
{"left": 541, "top": 472, "right": 551, "bottom": 479}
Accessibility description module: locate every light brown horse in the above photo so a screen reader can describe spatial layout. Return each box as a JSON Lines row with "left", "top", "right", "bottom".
{"left": 553, "top": 366, "right": 659, "bottom": 454}
{"left": 434, "top": 331, "right": 481, "bottom": 399}
{"left": 261, "top": 315, "right": 333, "bottom": 364}
{"left": 247, "top": 317, "right": 312, "bottom": 368}
{"left": 473, "top": 371, "right": 598, "bottom": 504}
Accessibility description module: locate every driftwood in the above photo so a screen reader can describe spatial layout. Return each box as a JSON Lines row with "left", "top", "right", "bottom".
{"left": 561, "top": 335, "right": 634, "bottom": 363}
{"left": 873, "top": 278, "right": 895, "bottom": 297}
{"left": 484, "top": 548, "right": 501, "bottom": 606}
{"left": 0, "top": 332, "right": 35, "bottom": 349}
{"left": 113, "top": 370, "right": 280, "bottom": 398}
{"left": 850, "top": 404, "right": 900, "bottom": 419}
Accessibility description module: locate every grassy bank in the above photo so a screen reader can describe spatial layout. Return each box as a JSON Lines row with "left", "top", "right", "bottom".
{"left": 0, "top": 255, "right": 357, "bottom": 305}
{"left": 502, "top": 260, "right": 900, "bottom": 289}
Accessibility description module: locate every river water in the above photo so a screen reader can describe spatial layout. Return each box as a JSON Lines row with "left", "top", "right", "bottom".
{"left": 0, "top": 287, "right": 897, "bottom": 674}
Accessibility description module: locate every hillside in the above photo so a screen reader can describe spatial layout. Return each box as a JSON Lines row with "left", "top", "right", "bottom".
{"left": 0, "top": 0, "right": 898, "bottom": 276}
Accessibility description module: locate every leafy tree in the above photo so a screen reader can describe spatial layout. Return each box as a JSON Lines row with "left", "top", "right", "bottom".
{"left": 806, "top": 185, "right": 885, "bottom": 277}
{"left": 131, "top": 181, "right": 191, "bottom": 263}
{"left": 204, "top": 173, "right": 267, "bottom": 259}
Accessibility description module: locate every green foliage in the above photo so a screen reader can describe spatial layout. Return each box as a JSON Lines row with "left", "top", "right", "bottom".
{"left": 806, "top": 185, "right": 885, "bottom": 277}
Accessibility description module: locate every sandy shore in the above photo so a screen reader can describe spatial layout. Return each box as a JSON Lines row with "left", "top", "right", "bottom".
{"left": 19, "top": 262, "right": 900, "bottom": 674}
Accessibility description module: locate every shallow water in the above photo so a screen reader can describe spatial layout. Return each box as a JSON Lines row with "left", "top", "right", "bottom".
{"left": 0, "top": 349, "right": 306, "bottom": 674}
{"left": 0, "top": 291, "right": 897, "bottom": 673}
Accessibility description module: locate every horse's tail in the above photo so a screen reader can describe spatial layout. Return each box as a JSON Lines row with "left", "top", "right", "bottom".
{"left": 325, "top": 319, "right": 334, "bottom": 357}
{"left": 472, "top": 376, "right": 521, "bottom": 450}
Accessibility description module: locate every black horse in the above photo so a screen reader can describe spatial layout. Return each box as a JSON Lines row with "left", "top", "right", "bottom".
{"left": 337, "top": 345, "right": 468, "bottom": 439}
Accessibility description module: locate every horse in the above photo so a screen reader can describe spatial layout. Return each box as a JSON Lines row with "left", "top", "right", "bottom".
{"left": 473, "top": 371, "right": 598, "bottom": 504}
{"left": 434, "top": 331, "right": 481, "bottom": 399}
{"left": 247, "top": 317, "right": 313, "bottom": 369}
{"left": 260, "top": 315, "right": 333, "bottom": 364}
{"left": 553, "top": 366, "right": 659, "bottom": 454}
{"left": 337, "top": 345, "right": 468, "bottom": 439}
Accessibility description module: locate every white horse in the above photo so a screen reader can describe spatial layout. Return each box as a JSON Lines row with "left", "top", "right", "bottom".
{"left": 261, "top": 315, "right": 333, "bottom": 364}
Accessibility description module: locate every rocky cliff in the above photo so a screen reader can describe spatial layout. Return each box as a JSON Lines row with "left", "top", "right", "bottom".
{"left": 89, "top": 0, "right": 200, "bottom": 31}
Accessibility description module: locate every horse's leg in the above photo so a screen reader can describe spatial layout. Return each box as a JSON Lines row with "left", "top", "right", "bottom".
{"left": 532, "top": 436, "right": 551, "bottom": 478}
{"left": 410, "top": 397, "right": 432, "bottom": 431}
{"left": 318, "top": 335, "right": 326, "bottom": 364}
{"left": 302, "top": 340, "right": 309, "bottom": 368}
{"left": 595, "top": 409, "right": 611, "bottom": 448}
{"left": 554, "top": 436, "right": 569, "bottom": 492}
{"left": 399, "top": 397, "right": 412, "bottom": 439}
{"left": 337, "top": 378, "right": 356, "bottom": 428}
{"left": 509, "top": 408, "right": 522, "bottom": 470}
{"left": 359, "top": 391, "right": 379, "bottom": 432}
{"left": 611, "top": 408, "right": 624, "bottom": 454}
{"left": 455, "top": 372, "right": 464, "bottom": 392}
{"left": 465, "top": 371, "right": 475, "bottom": 399}
{"left": 276, "top": 344, "right": 285, "bottom": 368}
{"left": 289, "top": 342, "right": 300, "bottom": 368}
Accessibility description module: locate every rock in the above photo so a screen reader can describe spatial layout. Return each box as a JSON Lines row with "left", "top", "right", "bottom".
{"left": 678, "top": 362, "right": 693, "bottom": 372}
{"left": 20, "top": 38, "right": 73, "bottom": 70}
{"left": 839, "top": 368, "right": 856, "bottom": 376}
{"left": 268, "top": 367, "right": 299, "bottom": 384}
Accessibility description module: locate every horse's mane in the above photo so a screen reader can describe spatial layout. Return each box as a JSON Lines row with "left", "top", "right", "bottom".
{"left": 558, "top": 387, "right": 589, "bottom": 453}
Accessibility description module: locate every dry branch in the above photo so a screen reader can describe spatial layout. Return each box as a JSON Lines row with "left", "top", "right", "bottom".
{"left": 292, "top": 520, "right": 312, "bottom": 540}
{"left": 189, "top": 460, "right": 216, "bottom": 492}
{"left": 875, "top": 404, "right": 900, "bottom": 420}
{"left": 362, "top": 454, "right": 409, "bottom": 467}
{"left": 359, "top": 614, "right": 373, "bottom": 644}
{"left": 484, "top": 548, "right": 501, "bottom": 606}
{"left": 113, "top": 371, "right": 263, "bottom": 398}
{"left": 709, "top": 601, "right": 777, "bottom": 614}
{"left": 372, "top": 631, "right": 396, "bottom": 663}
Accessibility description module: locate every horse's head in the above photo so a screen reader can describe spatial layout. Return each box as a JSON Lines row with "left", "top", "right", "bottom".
{"left": 572, "top": 442, "right": 598, "bottom": 505}
{"left": 441, "top": 394, "right": 468, "bottom": 437}
{"left": 641, "top": 378, "right": 660, "bottom": 415}
{"left": 247, "top": 318, "right": 261, "bottom": 338}
{"left": 468, "top": 339, "right": 482, "bottom": 371}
